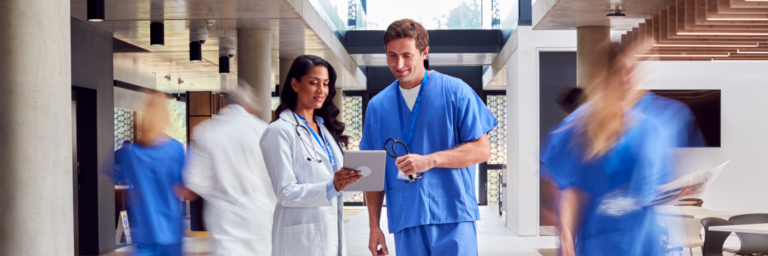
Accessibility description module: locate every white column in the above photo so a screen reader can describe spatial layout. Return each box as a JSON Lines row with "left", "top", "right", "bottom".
{"left": 237, "top": 28, "right": 273, "bottom": 122}
{"left": 0, "top": 0, "right": 73, "bottom": 255}
{"left": 505, "top": 27, "right": 578, "bottom": 237}
{"left": 278, "top": 57, "right": 295, "bottom": 96}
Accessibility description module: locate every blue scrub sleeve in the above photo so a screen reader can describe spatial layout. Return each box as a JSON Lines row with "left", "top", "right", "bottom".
{"left": 326, "top": 179, "right": 340, "bottom": 203}
{"left": 541, "top": 138, "right": 576, "bottom": 189}
{"left": 175, "top": 142, "right": 186, "bottom": 186}
{"left": 456, "top": 85, "right": 498, "bottom": 143}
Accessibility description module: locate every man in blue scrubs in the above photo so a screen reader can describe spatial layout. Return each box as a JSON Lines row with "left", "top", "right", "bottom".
{"left": 361, "top": 19, "right": 498, "bottom": 256}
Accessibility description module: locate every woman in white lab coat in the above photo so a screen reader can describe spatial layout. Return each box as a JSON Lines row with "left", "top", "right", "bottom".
{"left": 260, "top": 55, "right": 363, "bottom": 256}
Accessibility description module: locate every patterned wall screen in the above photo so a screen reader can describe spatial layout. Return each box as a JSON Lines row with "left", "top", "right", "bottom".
{"left": 487, "top": 169, "right": 502, "bottom": 204}
{"left": 343, "top": 95, "right": 364, "bottom": 203}
{"left": 114, "top": 108, "right": 135, "bottom": 150}
{"left": 166, "top": 100, "right": 187, "bottom": 146}
{"left": 487, "top": 95, "right": 507, "bottom": 165}
{"left": 342, "top": 96, "right": 363, "bottom": 151}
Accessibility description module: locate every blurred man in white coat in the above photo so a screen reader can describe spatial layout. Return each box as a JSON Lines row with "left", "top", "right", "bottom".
{"left": 185, "top": 81, "right": 277, "bottom": 256}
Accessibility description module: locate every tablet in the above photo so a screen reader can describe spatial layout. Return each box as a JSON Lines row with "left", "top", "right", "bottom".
{"left": 343, "top": 150, "right": 386, "bottom": 192}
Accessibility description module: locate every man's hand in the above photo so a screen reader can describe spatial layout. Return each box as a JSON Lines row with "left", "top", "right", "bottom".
{"left": 368, "top": 227, "right": 389, "bottom": 256}
{"left": 396, "top": 154, "right": 435, "bottom": 176}
{"left": 173, "top": 184, "right": 198, "bottom": 201}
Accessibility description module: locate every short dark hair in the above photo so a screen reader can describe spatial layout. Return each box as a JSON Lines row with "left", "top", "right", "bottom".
{"left": 383, "top": 19, "right": 429, "bottom": 52}
{"left": 557, "top": 87, "right": 584, "bottom": 114}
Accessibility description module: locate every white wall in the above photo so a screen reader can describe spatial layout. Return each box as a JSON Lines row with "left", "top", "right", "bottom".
{"left": 506, "top": 26, "right": 577, "bottom": 236}
{"left": 504, "top": 29, "right": 767, "bottom": 236}
{"left": 643, "top": 61, "right": 768, "bottom": 213}
{"left": 114, "top": 54, "right": 157, "bottom": 90}
{"left": 114, "top": 87, "right": 149, "bottom": 111}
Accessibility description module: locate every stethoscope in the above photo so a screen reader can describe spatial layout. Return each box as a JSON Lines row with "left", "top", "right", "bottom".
{"left": 291, "top": 111, "right": 343, "bottom": 163}
{"left": 385, "top": 138, "right": 425, "bottom": 183}
{"left": 292, "top": 111, "right": 324, "bottom": 163}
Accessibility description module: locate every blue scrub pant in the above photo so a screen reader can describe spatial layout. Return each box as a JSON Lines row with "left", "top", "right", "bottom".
{"left": 394, "top": 221, "right": 478, "bottom": 256}
{"left": 135, "top": 243, "right": 182, "bottom": 256}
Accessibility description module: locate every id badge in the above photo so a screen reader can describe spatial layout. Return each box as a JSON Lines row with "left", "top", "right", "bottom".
{"left": 397, "top": 169, "right": 410, "bottom": 180}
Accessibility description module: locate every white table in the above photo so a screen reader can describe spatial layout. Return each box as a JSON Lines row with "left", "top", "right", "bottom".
{"left": 710, "top": 223, "right": 768, "bottom": 234}
{"left": 654, "top": 206, "right": 751, "bottom": 219}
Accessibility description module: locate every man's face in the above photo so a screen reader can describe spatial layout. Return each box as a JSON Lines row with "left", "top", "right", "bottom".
{"left": 386, "top": 37, "right": 429, "bottom": 84}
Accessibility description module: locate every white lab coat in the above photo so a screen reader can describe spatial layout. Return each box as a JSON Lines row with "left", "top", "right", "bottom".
{"left": 185, "top": 105, "right": 278, "bottom": 256}
{"left": 260, "top": 109, "right": 346, "bottom": 256}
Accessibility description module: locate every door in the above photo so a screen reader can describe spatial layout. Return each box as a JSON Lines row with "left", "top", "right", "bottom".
{"left": 72, "top": 94, "right": 79, "bottom": 256}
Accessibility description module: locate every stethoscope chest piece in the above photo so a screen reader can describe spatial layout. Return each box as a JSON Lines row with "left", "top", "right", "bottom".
{"left": 293, "top": 111, "right": 326, "bottom": 164}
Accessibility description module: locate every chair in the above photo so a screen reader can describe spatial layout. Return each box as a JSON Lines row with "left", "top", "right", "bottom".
{"left": 726, "top": 214, "right": 768, "bottom": 255}
{"left": 700, "top": 217, "right": 733, "bottom": 256}
{"left": 661, "top": 217, "right": 705, "bottom": 256}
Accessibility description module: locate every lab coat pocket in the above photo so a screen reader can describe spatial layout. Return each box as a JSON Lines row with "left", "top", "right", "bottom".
{"left": 282, "top": 223, "right": 324, "bottom": 256}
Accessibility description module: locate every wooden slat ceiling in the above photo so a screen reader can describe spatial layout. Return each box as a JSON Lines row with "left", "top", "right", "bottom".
{"left": 629, "top": 0, "right": 768, "bottom": 61}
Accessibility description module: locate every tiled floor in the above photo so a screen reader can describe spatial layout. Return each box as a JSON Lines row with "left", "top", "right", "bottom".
{"left": 105, "top": 206, "right": 558, "bottom": 256}
{"left": 344, "top": 206, "right": 558, "bottom": 256}
{"left": 103, "top": 206, "right": 748, "bottom": 256}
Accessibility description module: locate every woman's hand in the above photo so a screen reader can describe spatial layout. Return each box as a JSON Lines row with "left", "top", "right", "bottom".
{"left": 333, "top": 168, "right": 363, "bottom": 191}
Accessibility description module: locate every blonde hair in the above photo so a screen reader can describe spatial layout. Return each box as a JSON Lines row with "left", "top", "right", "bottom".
{"left": 579, "top": 42, "right": 647, "bottom": 159}
{"left": 136, "top": 91, "right": 171, "bottom": 146}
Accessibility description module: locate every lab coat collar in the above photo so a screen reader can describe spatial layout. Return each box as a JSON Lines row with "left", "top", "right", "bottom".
{"left": 278, "top": 109, "right": 325, "bottom": 125}
{"left": 221, "top": 104, "right": 249, "bottom": 118}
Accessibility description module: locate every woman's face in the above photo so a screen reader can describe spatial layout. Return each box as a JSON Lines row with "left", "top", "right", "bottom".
{"left": 292, "top": 65, "right": 330, "bottom": 111}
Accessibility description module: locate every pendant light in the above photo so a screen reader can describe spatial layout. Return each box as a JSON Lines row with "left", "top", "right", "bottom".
{"left": 88, "top": 0, "right": 105, "bottom": 22}
{"left": 190, "top": 42, "right": 202, "bottom": 62}
{"left": 219, "top": 56, "right": 230, "bottom": 74}
{"left": 150, "top": 22, "right": 164, "bottom": 46}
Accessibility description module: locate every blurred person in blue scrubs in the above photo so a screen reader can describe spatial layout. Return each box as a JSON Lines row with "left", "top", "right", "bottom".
{"left": 542, "top": 42, "right": 699, "bottom": 256}
{"left": 362, "top": 19, "right": 497, "bottom": 256}
{"left": 114, "top": 140, "right": 132, "bottom": 185}
{"left": 123, "top": 92, "right": 190, "bottom": 256}
{"left": 633, "top": 92, "right": 706, "bottom": 148}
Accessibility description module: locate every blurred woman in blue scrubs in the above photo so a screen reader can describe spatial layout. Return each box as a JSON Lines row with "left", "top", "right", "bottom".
{"left": 542, "top": 43, "right": 680, "bottom": 256}
{"left": 123, "top": 92, "right": 189, "bottom": 256}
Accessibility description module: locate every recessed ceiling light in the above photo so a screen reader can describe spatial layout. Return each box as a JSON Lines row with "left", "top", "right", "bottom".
{"left": 736, "top": 49, "right": 768, "bottom": 54}
{"left": 654, "top": 44, "right": 759, "bottom": 47}
{"left": 636, "top": 53, "right": 731, "bottom": 57}
{"left": 711, "top": 58, "right": 768, "bottom": 62}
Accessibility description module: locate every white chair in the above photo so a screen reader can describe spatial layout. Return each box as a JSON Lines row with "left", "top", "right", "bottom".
{"left": 661, "top": 217, "right": 705, "bottom": 256}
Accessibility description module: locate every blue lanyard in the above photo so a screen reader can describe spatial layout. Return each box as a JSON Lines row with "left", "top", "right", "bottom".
{"left": 395, "top": 70, "right": 428, "bottom": 148}
{"left": 296, "top": 114, "right": 335, "bottom": 167}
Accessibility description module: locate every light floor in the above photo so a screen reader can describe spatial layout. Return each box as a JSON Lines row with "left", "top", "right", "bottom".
{"left": 103, "top": 206, "right": 745, "bottom": 256}
{"left": 105, "top": 206, "right": 557, "bottom": 256}
{"left": 344, "top": 206, "right": 558, "bottom": 256}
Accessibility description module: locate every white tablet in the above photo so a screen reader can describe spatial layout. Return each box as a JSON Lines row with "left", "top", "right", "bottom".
{"left": 343, "top": 150, "right": 386, "bottom": 192}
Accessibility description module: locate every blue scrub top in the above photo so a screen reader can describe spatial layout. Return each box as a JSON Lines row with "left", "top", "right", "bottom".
{"left": 542, "top": 101, "right": 672, "bottom": 256}
{"left": 360, "top": 71, "right": 498, "bottom": 234}
{"left": 123, "top": 138, "right": 186, "bottom": 245}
